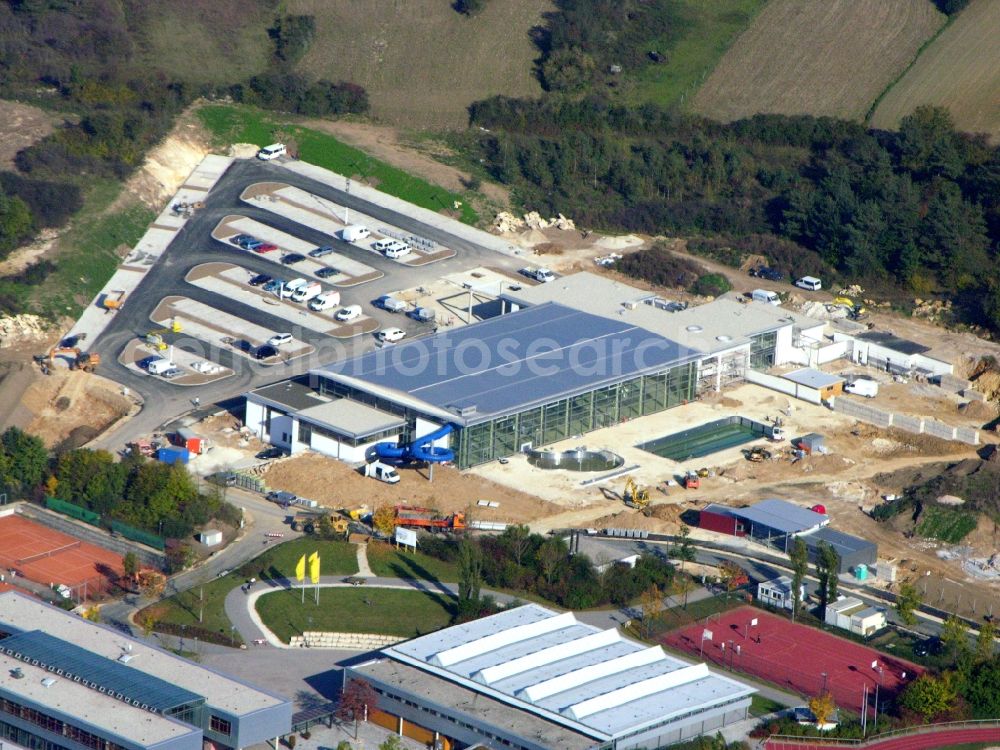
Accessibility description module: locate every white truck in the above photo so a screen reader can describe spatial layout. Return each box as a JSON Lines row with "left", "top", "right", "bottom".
{"left": 364, "top": 461, "right": 400, "bottom": 484}
{"left": 521, "top": 267, "right": 555, "bottom": 283}
{"left": 291, "top": 281, "right": 323, "bottom": 303}
{"left": 341, "top": 225, "right": 371, "bottom": 242}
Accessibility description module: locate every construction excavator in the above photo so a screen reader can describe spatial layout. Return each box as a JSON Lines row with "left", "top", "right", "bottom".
{"left": 623, "top": 476, "right": 651, "bottom": 511}
{"left": 35, "top": 346, "right": 101, "bottom": 374}
{"left": 831, "top": 297, "right": 868, "bottom": 321}
{"left": 146, "top": 321, "right": 182, "bottom": 350}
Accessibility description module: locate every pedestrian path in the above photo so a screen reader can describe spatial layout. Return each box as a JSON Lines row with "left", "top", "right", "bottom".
{"left": 355, "top": 542, "right": 373, "bottom": 577}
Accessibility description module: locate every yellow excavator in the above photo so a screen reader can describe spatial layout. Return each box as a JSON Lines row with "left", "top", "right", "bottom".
{"left": 36, "top": 347, "right": 101, "bottom": 373}
{"left": 832, "top": 297, "right": 868, "bottom": 321}
{"left": 623, "top": 476, "right": 651, "bottom": 511}
{"left": 145, "top": 321, "right": 182, "bottom": 350}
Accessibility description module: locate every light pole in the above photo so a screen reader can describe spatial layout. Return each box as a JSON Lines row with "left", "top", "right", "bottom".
{"left": 821, "top": 672, "right": 828, "bottom": 694}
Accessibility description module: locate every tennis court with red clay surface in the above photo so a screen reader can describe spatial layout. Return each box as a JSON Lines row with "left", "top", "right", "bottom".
{"left": 662, "top": 607, "right": 923, "bottom": 713}
{"left": 765, "top": 725, "right": 1000, "bottom": 749}
{"left": 0, "top": 515, "right": 123, "bottom": 595}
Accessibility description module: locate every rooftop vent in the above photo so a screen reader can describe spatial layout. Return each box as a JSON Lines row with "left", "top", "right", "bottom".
{"left": 41, "top": 677, "right": 56, "bottom": 688}
{"left": 716, "top": 335, "right": 732, "bottom": 342}
{"left": 118, "top": 653, "right": 133, "bottom": 664}
{"left": 453, "top": 404, "right": 477, "bottom": 417}
{"left": 9, "top": 668, "right": 23, "bottom": 679}
{"left": 686, "top": 325, "right": 703, "bottom": 333}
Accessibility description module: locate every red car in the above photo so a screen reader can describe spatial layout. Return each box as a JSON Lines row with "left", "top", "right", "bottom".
{"left": 254, "top": 243, "right": 278, "bottom": 253}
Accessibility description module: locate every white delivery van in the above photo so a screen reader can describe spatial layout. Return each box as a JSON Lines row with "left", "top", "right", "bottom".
{"left": 341, "top": 225, "right": 371, "bottom": 242}
{"left": 795, "top": 276, "right": 823, "bottom": 291}
{"left": 257, "top": 143, "right": 286, "bottom": 160}
{"left": 751, "top": 289, "right": 781, "bottom": 306}
{"left": 309, "top": 291, "right": 341, "bottom": 311}
{"left": 291, "top": 281, "right": 322, "bottom": 303}
{"left": 384, "top": 241, "right": 411, "bottom": 260}
{"left": 146, "top": 357, "right": 173, "bottom": 375}
{"left": 845, "top": 378, "right": 879, "bottom": 398}
{"left": 373, "top": 238, "right": 395, "bottom": 252}
{"left": 278, "top": 278, "right": 307, "bottom": 298}
{"left": 364, "top": 461, "right": 400, "bottom": 484}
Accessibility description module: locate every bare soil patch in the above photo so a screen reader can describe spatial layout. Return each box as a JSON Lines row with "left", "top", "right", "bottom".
{"left": 693, "top": 0, "right": 945, "bottom": 121}
{"left": 0, "top": 100, "right": 62, "bottom": 170}
{"left": 872, "top": 0, "right": 1000, "bottom": 141}
{"left": 263, "top": 452, "right": 562, "bottom": 524}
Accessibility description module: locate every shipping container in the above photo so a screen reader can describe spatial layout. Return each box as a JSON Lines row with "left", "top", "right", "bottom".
{"left": 157, "top": 446, "right": 190, "bottom": 465}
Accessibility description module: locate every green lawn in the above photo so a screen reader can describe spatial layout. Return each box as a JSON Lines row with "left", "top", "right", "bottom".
{"left": 750, "top": 694, "right": 789, "bottom": 717}
{"left": 139, "top": 539, "right": 357, "bottom": 645}
{"left": 915, "top": 505, "right": 978, "bottom": 544}
{"left": 366, "top": 542, "right": 460, "bottom": 582}
{"left": 256, "top": 587, "right": 457, "bottom": 642}
{"left": 627, "top": 0, "right": 767, "bottom": 107}
{"left": 197, "top": 104, "right": 479, "bottom": 225}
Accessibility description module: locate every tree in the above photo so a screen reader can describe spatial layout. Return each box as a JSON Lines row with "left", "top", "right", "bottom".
{"left": 337, "top": 678, "right": 378, "bottom": 738}
{"left": 789, "top": 537, "right": 808, "bottom": 618}
{"left": 378, "top": 737, "right": 404, "bottom": 750}
{"left": 814, "top": 543, "right": 840, "bottom": 616}
{"left": 941, "top": 614, "right": 970, "bottom": 661}
{"left": 899, "top": 672, "right": 958, "bottom": 721}
{"left": 458, "top": 539, "right": 483, "bottom": 608}
{"left": 122, "top": 552, "right": 139, "bottom": 583}
{"left": 691, "top": 273, "right": 732, "bottom": 297}
{"left": 967, "top": 656, "right": 1000, "bottom": 718}
{"left": 975, "top": 620, "right": 997, "bottom": 663}
{"left": 139, "top": 612, "right": 158, "bottom": 637}
{"left": 640, "top": 585, "right": 665, "bottom": 637}
{"left": 808, "top": 691, "right": 836, "bottom": 727}
{"left": 672, "top": 574, "right": 696, "bottom": 609}
{"left": 671, "top": 525, "right": 695, "bottom": 571}
{"left": 1, "top": 427, "right": 47, "bottom": 490}
{"left": 895, "top": 582, "right": 922, "bottom": 627}
{"left": 0, "top": 189, "right": 33, "bottom": 259}
{"left": 718, "top": 562, "right": 748, "bottom": 601}
{"left": 82, "top": 605, "right": 100, "bottom": 623}
{"left": 500, "top": 524, "right": 532, "bottom": 567}
{"left": 335, "top": 742, "right": 353, "bottom": 750}
{"left": 537, "top": 537, "right": 567, "bottom": 586}
{"left": 454, "top": 0, "right": 487, "bottom": 15}
{"left": 372, "top": 505, "right": 396, "bottom": 538}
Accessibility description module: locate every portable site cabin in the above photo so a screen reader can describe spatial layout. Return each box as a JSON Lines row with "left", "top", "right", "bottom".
{"left": 824, "top": 597, "right": 886, "bottom": 637}
{"left": 757, "top": 576, "right": 805, "bottom": 612}
{"left": 175, "top": 427, "right": 204, "bottom": 454}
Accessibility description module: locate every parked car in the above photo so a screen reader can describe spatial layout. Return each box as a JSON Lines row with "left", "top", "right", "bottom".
{"left": 262, "top": 278, "right": 286, "bottom": 293}
{"left": 335, "top": 304, "right": 362, "bottom": 322}
{"left": 411, "top": 306, "right": 435, "bottom": 322}
{"left": 375, "top": 295, "right": 408, "bottom": 313}
{"left": 384, "top": 241, "right": 411, "bottom": 260}
{"left": 291, "top": 281, "right": 323, "bottom": 303}
{"left": 257, "top": 447, "right": 286, "bottom": 460}
{"left": 248, "top": 273, "right": 272, "bottom": 287}
{"left": 309, "top": 291, "right": 340, "bottom": 311}
{"left": 751, "top": 289, "right": 781, "bottom": 306}
{"left": 254, "top": 344, "right": 279, "bottom": 360}
{"left": 309, "top": 246, "right": 335, "bottom": 258}
{"left": 377, "top": 327, "right": 406, "bottom": 343}
{"left": 207, "top": 471, "right": 238, "bottom": 487}
{"left": 281, "top": 253, "right": 306, "bottom": 265}
{"left": 844, "top": 378, "right": 879, "bottom": 398}
{"left": 750, "top": 266, "right": 784, "bottom": 282}
{"left": 266, "top": 489, "right": 297, "bottom": 506}
{"left": 278, "top": 278, "right": 307, "bottom": 298}
{"left": 341, "top": 225, "right": 371, "bottom": 242}
{"left": 795, "top": 276, "right": 823, "bottom": 291}
{"left": 316, "top": 267, "right": 338, "bottom": 279}
{"left": 254, "top": 243, "right": 278, "bottom": 254}
{"left": 231, "top": 234, "right": 256, "bottom": 246}
{"left": 267, "top": 333, "right": 293, "bottom": 347}
{"left": 521, "top": 267, "right": 555, "bottom": 283}
{"left": 257, "top": 143, "right": 287, "bottom": 160}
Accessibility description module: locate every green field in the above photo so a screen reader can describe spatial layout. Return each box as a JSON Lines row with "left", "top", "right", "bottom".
{"left": 197, "top": 105, "right": 478, "bottom": 224}
{"left": 627, "top": 0, "right": 767, "bottom": 107}
{"left": 366, "top": 543, "right": 460, "bottom": 583}
{"left": 139, "top": 539, "right": 357, "bottom": 644}
{"left": 256, "top": 587, "right": 457, "bottom": 642}
{"left": 750, "top": 694, "right": 790, "bottom": 717}
{"left": 915, "top": 505, "right": 978, "bottom": 544}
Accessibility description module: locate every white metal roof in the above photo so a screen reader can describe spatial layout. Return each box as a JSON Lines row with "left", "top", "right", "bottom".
{"left": 384, "top": 603, "right": 755, "bottom": 740}
{"left": 0, "top": 592, "right": 288, "bottom": 716}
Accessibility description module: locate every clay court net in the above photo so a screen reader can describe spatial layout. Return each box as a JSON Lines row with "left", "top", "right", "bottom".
{"left": 15, "top": 540, "right": 81, "bottom": 565}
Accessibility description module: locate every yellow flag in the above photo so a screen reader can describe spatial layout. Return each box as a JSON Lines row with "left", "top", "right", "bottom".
{"left": 308, "top": 552, "right": 320, "bottom": 584}
{"left": 295, "top": 554, "right": 306, "bottom": 582}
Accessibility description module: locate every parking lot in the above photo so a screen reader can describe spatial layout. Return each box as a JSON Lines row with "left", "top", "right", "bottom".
{"left": 86, "top": 157, "right": 529, "bottom": 429}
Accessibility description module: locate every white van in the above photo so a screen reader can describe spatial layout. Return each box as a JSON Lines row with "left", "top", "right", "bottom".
{"left": 384, "top": 241, "right": 411, "bottom": 260}
{"left": 309, "top": 291, "right": 341, "bottom": 311}
{"left": 373, "top": 238, "right": 396, "bottom": 252}
{"left": 751, "top": 289, "right": 781, "bottom": 306}
{"left": 146, "top": 357, "right": 173, "bottom": 375}
{"left": 292, "top": 281, "right": 323, "bottom": 303}
{"left": 341, "top": 225, "right": 371, "bottom": 242}
{"left": 257, "top": 143, "right": 286, "bottom": 161}
{"left": 364, "top": 461, "right": 400, "bottom": 484}
{"left": 278, "top": 278, "right": 307, "bottom": 298}
{"left": 795, "top": 276, "right": 822, "bottom": 291}
{"left": 845, "top": 378, "right": 879, "bottom": 398}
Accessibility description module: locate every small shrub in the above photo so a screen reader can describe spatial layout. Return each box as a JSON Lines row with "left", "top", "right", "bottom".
{"left": 691, "top": 273, "right": 732, "bottom": 297}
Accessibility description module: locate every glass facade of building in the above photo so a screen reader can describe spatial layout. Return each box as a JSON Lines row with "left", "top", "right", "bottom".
{"left": 749, "top": 331, "right": 777, "bottom": 370}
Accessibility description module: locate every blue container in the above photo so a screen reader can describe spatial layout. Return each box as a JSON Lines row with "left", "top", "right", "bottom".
{"left": 854, "top": 564, "right": 868, "bottom": 580}
{"left": 157, "top": 446, "right": 190, "bottom": 465}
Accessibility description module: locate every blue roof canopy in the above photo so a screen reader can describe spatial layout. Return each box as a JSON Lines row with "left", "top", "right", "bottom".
{"left": 0, "top": 631, "right": 203, "bottom": 713}
{"left": 317, "top": 303, "right": 701, "bottom": 423}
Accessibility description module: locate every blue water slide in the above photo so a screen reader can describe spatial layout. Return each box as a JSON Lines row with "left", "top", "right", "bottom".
{"left": 372, "top": 423, "right": 455, "bottom": 464}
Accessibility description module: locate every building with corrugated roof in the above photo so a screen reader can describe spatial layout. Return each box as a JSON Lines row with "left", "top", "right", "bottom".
{"left": 0, "top": 591, "right": 292, "bottom": 750}
{"left": 345, "top": 603, "right": 756, "bottom": 750}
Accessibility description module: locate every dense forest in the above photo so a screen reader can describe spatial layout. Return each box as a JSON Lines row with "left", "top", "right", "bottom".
{"left": 461, "top": 97, "right": 1000, "bottom": 329}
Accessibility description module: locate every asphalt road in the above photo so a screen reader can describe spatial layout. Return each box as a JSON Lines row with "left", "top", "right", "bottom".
{"left": 90, "top": 158, "right": 527, "bottom": 451}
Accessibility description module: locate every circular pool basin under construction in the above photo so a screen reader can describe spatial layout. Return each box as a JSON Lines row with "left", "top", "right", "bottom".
{"left": 527, "top": 448, "right": 624, "bottom": 472}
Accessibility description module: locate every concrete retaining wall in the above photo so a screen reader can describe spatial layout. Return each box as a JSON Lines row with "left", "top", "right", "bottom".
{"left": 832, "top": 397, "right": 892, "bottom": 427}
{"left": 955, "top": 427, "right": 981, "bottom": 445}
{"left": 937, "top": 374, "right": 972, "bottom": 394}
{"left": 924, "top": 419, "right": 957, "bottom": 441}
{"left": 892, "top": 413, "right": 923, "bottom": 433}
{"left": 830, "top": 399, "right": 980, "bottom": 445}
{"left": 290, "top": 631, "right": 403, "bottom": 650}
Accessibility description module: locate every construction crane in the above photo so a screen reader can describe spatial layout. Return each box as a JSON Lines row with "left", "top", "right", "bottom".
{"left": 623, "top": 476, "right": 650, "bottom": 510}
{"left": 145, "top": 321, "right": 182, "bottom": 350}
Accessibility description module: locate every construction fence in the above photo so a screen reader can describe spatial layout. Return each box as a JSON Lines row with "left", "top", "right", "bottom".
{"left": 830, "top": 397, "right": 979, "bottom": 445}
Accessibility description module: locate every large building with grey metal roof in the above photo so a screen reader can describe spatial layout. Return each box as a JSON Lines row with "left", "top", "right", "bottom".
{"left": 346, "top": 603, "right": 756, "bottom": 750}
{"left": 0, "top": 591, "right": 292, "bottom": 750}
{"left": 246, "top": 272, "right": 828, "bottom": 468}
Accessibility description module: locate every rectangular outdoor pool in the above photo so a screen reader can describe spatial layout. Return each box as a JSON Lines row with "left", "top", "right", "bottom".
{"left": 638, "top": 416, "right": 769, "bottom": 461}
